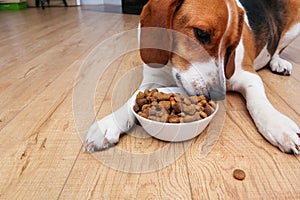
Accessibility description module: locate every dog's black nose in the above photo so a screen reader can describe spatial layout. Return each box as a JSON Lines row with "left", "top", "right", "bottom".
{"left": 209, "top": 87, "right": 226, "bottom": 101}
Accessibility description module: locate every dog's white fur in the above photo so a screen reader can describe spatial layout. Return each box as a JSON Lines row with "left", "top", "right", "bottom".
{"left": 85, "top": 1, "right": 300, "bottom": 154}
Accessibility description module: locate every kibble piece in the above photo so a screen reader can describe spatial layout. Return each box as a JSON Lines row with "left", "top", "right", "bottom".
{"left": 151, "top": 101, "right": 158, "bottom": 106}
{"left": 170, "top": 97, "right": 176, "bottom": 107}
{"left": 193, "top": 113, "right": 202, "bottom": 121}
{"left": 200, "top": 99, "right": 207, "bottom": 106}
{"left": 183, "top": 104, "right": 196, "bottom": 115}
{"left": 150, "top": 89, "right": 158, "bottom": 95}
{"left": 136, "top": 98, "right": 148, "bottom": 107}
{"left": 208, "top": 100, "right": 216, "bottom": 109}
{"left": 148, "top": 95, "right": 158, "bottom": 102}
{"left": 148, "top": 115, "right": 160, "bottom": 122}
{"left": 233, "top": 169, "right": 246, "bottom": 180}
{"left": 183, "top": 115, "right": 195, "bottom": 123}
{"left": 149, "top": 106, "right": 158, "bottom": 116}
{"left": 159, "top": 101, "right": 171, "bottom": 111}
{"left": 155, "top": 92, "right": 172, "bottom": 101}
{"left": 177, "top": 112, "right": 186, "bottom": 118}
{"left": 197, "top": 95, "right": 206, "bottom": 101}
{"left": 199, "top": 111, "right": 208, "bottom": 118}
{"left": 172, "top": 102, "right": 182, "bottom": 113}
{"left": 169, "top": 116, "right": 181, "bottom": 123}
{"left": 136, "top": 91, "right": 145, "bottom": 99}
{"left": 133, "top": 104, "right": 140, "bottom": 112}
{"left": 189, "top": 96, "right": 199, "bottom": 104}
{"left": 161, "top": 113, "right": 169, "bottom": 122}
{"left": 174, "top": 94, "right": 182, "bottom": 102}
{"left": 141, "top": 104, "right": 150, "bottom": 112}
{"left": 183, "top": 97, "right": 191, "bottom": 105}
{"left": 144, "top": 89, "right": 151, "bottom": 96}
{"left": 138, "top": 112, "right": 148, "bottom": 118}
{"left": 204, "top": 104, "right": 214, "bottom": 116}
{"left": 197, "top": 103, "right": 205, "bottom": 111}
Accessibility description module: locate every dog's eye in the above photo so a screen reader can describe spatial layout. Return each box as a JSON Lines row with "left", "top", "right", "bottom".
{"left": 194, "top": 28, "right": 211, "bottom": 45}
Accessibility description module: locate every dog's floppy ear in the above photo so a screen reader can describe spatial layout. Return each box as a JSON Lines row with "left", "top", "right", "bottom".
{"left": 224, "top": 7, "right": 244, "bottom": 79}
{"left": 140, "top": 0, "right": 183, "bottom": 68}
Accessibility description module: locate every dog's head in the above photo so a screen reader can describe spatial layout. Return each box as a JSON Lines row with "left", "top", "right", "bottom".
{"left": 140, "top": 0, "right": 244, "bottom": 100}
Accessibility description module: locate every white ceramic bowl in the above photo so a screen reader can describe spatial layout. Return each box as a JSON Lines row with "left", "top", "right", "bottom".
{"left": 131, "top": 87, "right": 219, "bottom": 142}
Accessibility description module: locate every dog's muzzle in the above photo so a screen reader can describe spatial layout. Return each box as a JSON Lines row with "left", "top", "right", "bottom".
{"left": 173, "top": 67, "right": 226, "bottom": 101}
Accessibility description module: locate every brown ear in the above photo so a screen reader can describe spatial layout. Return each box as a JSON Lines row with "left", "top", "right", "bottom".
{"left": 225, "top": 50, "right": 236, "bottom": 79}
{"left": 140, "top": 0, "right": 183, "bottom": 68}
{"left": 224, "top": 7, "right": 244, "bottom": 79}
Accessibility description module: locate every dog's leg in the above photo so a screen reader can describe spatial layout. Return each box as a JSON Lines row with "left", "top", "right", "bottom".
{"left": 85, "top": 101, "right": 135, "bottom": 152}
{"left": 269, "top": 23, "right": 300, "bottom": 75}
{"left": 228, "top": 70, "right": 300, "bottom": 154}
{"left": 85, "top": 64, "right": 175, "bottom": 152}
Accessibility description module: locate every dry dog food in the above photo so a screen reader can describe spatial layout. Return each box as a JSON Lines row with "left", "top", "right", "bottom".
{"left": 133, "top": 89, "right": 216, "bottom": 123}
{"left": 233, "top": 169, "right": 246, "bottom": 180}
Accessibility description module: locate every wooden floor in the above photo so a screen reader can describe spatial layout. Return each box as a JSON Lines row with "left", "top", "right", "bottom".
{"left": 0, "top": 7, "right": 300, "bottom": 199}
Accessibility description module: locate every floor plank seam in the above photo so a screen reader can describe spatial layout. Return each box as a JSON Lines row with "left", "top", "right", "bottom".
{"left": 56, "top": 142, "right": 84, "bottom": 199}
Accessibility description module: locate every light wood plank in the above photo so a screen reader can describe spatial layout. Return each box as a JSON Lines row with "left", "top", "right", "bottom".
{"left": 0, "top": 61, "right": 82, "bottom": 198}
{"left": 0, "top": 10, "right": 137, "bottom": 131}
{"left": 0, "top": 8, "right": 141, "bottom": 199}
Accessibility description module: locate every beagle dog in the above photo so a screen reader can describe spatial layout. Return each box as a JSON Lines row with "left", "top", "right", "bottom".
{"left": 85, "top": 0, "right": 300, "bottom": 153}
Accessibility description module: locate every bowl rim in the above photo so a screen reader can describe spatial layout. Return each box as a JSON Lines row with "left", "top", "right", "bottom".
{"left": 130, "top": 87, "right": 219, "bottom": 126}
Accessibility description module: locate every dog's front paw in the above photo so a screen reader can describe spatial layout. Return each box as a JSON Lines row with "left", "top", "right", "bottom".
{"left": 255, "top": 108, "right": 300, "bottom": 154}
{"left": 85, "top": 115, "right": 121, "bottom": 153}
{"left": 270, "top": 55, "right": 293, "bottom": 75}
